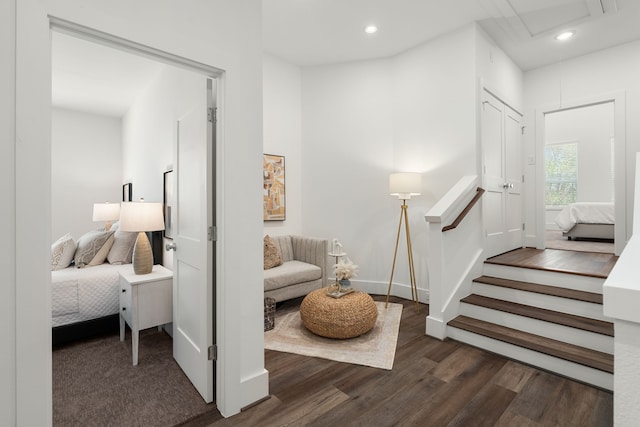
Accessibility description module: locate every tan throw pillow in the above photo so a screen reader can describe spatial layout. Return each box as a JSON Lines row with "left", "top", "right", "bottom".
{"left": 88, "top": 234, "right": 115, "bottom": 266}
{"left": 107, "top": 229, "right": 138, "bottom": 265}
{"left": 74, "top": 230, "right": 115, "bottom": 268}
{"left": 264, "top": 235, "right": 283, "bottom": 270}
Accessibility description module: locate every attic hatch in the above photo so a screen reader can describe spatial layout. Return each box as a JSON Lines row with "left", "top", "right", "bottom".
{"left": 482, "top": 0, "right": 619, "bottom": 39}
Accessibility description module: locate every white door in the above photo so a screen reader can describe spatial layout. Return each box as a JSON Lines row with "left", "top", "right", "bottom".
{"left": 482, "top": 89, "right": 524, "bottom": 257}
{"left": 173, "top": 78, "right": 215, "bottom": 402}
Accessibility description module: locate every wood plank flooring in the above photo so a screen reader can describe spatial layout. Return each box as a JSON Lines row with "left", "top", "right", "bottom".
{"left": 182, "top": 295, "right": 612, "bottom": 427}
{"left": 485, "top": 248, "right": 617, "bottom": 278}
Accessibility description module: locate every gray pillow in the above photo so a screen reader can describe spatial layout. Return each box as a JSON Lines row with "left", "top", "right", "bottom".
{"left": 74, "top": 230, "right": 115, "bottom": 268}
{"left": 107, "top": 229, "right": 138, "bottom": 265}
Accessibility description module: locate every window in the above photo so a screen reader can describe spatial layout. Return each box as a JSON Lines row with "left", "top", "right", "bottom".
{"left": 545, "top": 142, "right": 578, "bottom": 206}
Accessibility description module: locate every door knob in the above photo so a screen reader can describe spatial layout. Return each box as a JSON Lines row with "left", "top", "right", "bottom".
{"left": 165, "top": 242, "right": 177, "bottom": 251}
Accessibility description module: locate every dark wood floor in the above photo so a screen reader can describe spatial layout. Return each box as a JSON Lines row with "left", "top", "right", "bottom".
{"left": 486, "top": 247, "right": 618, "bottom": 278}
{"left": 182, "top": 295, "right": 612, "bottom": 427}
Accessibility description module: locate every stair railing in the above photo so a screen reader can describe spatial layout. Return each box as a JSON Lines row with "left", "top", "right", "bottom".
{"left": 424, "top": 176, "right": 486, "bottom": 340}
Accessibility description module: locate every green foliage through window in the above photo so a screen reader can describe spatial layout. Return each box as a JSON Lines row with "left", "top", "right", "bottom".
{"left": 545, "top": 142, "right": 577, "bottom": 206}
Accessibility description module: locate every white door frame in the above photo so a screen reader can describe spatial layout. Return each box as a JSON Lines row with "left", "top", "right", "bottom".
{"left": 49, "top": 16, "right": 224, "bottom": 402}
{"left": 535, "top": 92, "right": 626, "bottom": 255}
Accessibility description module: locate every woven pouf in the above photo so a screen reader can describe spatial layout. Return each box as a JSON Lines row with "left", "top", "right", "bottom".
{"left": 300, "top": 287, "right": 378, "bottom": 339}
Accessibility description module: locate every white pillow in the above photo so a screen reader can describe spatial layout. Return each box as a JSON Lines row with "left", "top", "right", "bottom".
{"left": 51, "top": 233, "right": 76, "bottom": 271}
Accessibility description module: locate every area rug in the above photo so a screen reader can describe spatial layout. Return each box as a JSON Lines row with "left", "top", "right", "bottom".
{"left": 264, "top": 301, "right": 403, "bottom": 370}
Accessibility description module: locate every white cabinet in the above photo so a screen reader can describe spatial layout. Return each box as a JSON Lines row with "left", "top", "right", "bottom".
{"left": 119, "top": 264, "right": 173, "bottom": 365}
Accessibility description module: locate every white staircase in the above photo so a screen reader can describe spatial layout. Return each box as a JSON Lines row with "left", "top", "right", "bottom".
{"left": 447, "top": 261, "right": 614, "bottom": 390}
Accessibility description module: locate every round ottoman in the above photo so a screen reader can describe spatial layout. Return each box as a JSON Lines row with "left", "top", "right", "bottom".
{"left": 300, "top": 287, "right": 378, "bottom": 339}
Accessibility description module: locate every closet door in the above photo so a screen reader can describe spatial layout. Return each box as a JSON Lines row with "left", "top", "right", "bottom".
{"left": 482, "top": 89, "right": 523, "bottom": 257}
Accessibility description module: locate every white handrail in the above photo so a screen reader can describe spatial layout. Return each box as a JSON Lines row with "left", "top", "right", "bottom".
{"left": 424, "top": 175, "right": 485, "bottom": 340}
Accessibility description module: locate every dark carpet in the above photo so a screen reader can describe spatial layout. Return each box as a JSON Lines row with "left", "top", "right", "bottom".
{"left": 53, "top": 328, "right": 216, "bottom": 426}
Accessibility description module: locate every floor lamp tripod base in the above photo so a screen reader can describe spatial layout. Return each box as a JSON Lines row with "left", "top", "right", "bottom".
{"left": 386, "top": 200, "right": 419, "bottom": 308}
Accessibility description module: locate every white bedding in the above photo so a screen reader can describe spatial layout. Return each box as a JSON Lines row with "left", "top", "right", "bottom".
{"left": 52, "top": 263, "right": 131, "bottom": 327}
{"left": 554, "top": 202, "right": 615, "bottom": 232}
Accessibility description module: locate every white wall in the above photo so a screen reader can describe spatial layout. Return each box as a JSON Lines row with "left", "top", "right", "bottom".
{"left": 524, "top": 39, "right": 640, "bottom": 243}
{"left": 300, "top": 25, "right": 479, "bottom": 297}
{"left": 475, "top": 25, "right": 523, "bottom": 112}
{"left": 263, "top": 54, "right": 302, "bottom": 236}
{"left": 122, "top": 65, "right": 199, "bottom": 202}
{"left": 52, "top": 108, "right": 122, "bottom": 240}
{"left": 7, "top": 0, "right": 265, "bottom": 422}
{"left": 1, "top": 1, "right": 17, "bottom": 425}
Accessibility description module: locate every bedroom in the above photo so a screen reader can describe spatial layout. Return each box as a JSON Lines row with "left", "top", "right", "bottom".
{"left": 50, "top": 28, "right": 218, "bottom": 417}
{"left": 543, "top": 101, "right": 615, "bottom": 253}
{"left": 7, "top": 0, "right": 640, "bottom": 424}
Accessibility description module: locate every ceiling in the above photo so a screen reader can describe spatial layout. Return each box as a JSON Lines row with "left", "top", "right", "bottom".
{"left": 53, "top": 0, "right": 640, "bottom": 116}
{"left": 263, "top": 0, "right": 640, "bottom": 70}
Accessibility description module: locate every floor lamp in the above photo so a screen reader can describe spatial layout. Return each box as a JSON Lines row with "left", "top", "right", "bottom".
{"left": 386, "top": 172, "right": 421, "bottom": 307}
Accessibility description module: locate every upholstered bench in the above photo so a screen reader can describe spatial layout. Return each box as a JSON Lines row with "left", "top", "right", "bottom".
{"left": 264, "top": 235, "right": 328, "bottom": 302}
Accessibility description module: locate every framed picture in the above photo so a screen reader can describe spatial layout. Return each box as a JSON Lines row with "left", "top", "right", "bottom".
{"left": 163, "top": 170, "right": 175, "bottom": 239}
{"left": 263, "top": 154, "right": 286, "bottom": 221}
{"left": 122, "top": 182, "right": 132, "bottom": 202}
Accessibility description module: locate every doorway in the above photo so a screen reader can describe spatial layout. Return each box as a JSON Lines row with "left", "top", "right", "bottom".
{"left": 535, "top": 93, "right": 626, "bottom": 256}
{"left": 50, "top": 20, "right": 219, "bottom": 419}
{"left": 543, "top": 102, "right": 615, "bottom": 254}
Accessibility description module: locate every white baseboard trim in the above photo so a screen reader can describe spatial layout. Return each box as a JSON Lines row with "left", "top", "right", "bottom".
{"left": 350, "top": 279, "right": 429, "bottom": 304}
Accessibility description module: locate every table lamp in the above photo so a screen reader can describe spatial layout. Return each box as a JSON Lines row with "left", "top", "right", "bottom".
{"left": 386, "top": 172, "right": 421, "bottom": 307}
{"left": 119, "top": 200, "right": 165, "bottom": 274}
{"left": 92, "top": 202, "right": 121, "bottom": 231}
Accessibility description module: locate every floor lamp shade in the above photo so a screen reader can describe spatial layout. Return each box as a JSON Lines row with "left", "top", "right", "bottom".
{"left": 119, "top": 202, "right": 165, "bottom": 274}
{"left": 389, "top": 172, "right": 422, "bottom": 200}
{"left": 92, "top": 202, "right": 121, "bottom": 231}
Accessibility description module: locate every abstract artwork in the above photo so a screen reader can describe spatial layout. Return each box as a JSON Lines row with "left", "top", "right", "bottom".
{"left": 263, "top": 154, "right": 286, "bottom": 221}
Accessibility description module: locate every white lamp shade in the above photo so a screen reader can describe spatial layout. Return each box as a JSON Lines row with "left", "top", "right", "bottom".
{"left": 389, "top": 172, "right": 422, "bottom": 199}
{"left": 92, "top": 202, "right": 121, "bottom": 222}
{"left": 119, "top": 202, "right": 165, "bottom": 232}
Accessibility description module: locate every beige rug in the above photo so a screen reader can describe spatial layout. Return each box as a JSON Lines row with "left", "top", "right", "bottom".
{"left": 264, "top": 301, "right": 403, "bottom": 370}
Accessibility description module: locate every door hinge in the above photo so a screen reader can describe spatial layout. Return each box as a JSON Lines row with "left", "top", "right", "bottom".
{"left": 522, "top": 174, "right": 525, "bottom": 183}
{"left": 207, "top": 107, "right": 217, "bottom": 124}
{"left": 208, "top": 226, "right": 217, "bottom": 241}
{"left": 208, "top": 345, "right": 217, "bottom": 361}
{"left": 521, "top": 126, "right": 525, "bottom": 135}
{"left": 523, "top": 223, "right": 526, "bottom": 231}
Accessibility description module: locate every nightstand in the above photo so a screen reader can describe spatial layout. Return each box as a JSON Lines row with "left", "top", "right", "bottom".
{"left": 119, "top": 264, "right": 173, "bottom": 365}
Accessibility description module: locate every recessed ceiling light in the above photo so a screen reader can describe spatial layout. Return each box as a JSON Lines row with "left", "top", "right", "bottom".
{"left": 364, "top": 25, "right": 378, "bottom": 35}
{"left": 555, "top": 31, "right": 575, "bottom": 41}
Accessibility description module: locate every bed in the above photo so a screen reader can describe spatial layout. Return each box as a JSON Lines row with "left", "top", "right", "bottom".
{"left": 554, "top": 202, "right": 615, "bottom": 240}
{"left": 50, "top": 226, "right": 164, "bottom": 345}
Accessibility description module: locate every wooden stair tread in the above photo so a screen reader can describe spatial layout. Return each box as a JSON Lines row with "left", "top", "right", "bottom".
{"left": 474, "top": 275, "right": 602, "bottom": 304}
{"left": 461, "top": 294, "right": 613, "bottom": 337}
{"left": 448, "top": 315, "right": 613, "bottom": 373}
{"left": 484, "top": 248, "right": 616, "bottom": 279}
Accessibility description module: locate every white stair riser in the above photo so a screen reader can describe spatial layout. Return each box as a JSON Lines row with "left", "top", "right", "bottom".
{"left": 483, "top": 264, "right": 604, "bottom": 293}
{"left": 448, "top": 326, "right": 613, "bottom": 391}
{"left": 459, "top": 303, "right": 613, "bottom": 354}
{"left": 471, "top": 282, "right": 609, "bottom": 322}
